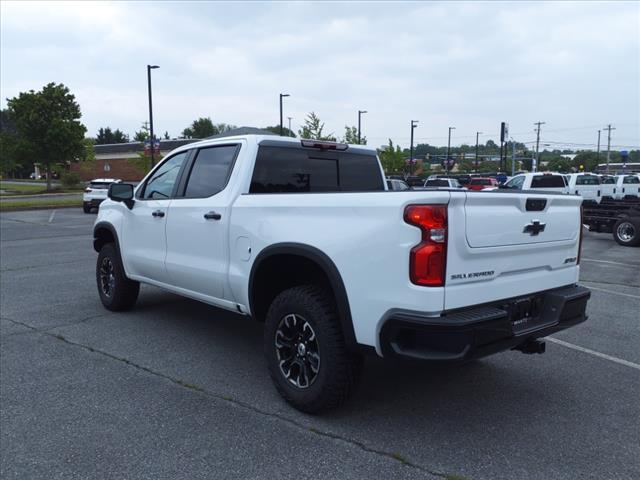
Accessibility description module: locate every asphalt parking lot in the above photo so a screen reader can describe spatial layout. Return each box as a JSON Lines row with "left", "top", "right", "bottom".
{"left": 1, "top": 208, "right": 639, "bottom": 480}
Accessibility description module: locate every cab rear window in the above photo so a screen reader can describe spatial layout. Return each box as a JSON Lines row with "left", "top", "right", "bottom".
{"left": 89, "top": 182, "right": 111, "bottom": 189}
{"left": 623, "top": 176, "right": 640, "bottom": 184}
{"left": 530, "top": 175, "right": 566, "bottom": 188}
{"left": 576, "top": 176, "right": 600, "bottom": 185}
{"left": 470, "top": 179, "right": 492, "bottom": 185}
{"left": 250, "top": 145, "right": 384, "bottom": 193}
{"left": 425, "top": 179, "right": 449, "bottom": 187}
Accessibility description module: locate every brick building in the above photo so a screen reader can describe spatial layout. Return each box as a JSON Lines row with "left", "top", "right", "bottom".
{"left": 71, "top": 127, "right": 276, "bottom": 181}
{"left": 71, "top": 139, "right": 197, "bottom": 181}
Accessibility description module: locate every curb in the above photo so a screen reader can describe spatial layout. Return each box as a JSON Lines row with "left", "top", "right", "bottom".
{"left": 0, "top": 204, "right": 81, "bottom": 212}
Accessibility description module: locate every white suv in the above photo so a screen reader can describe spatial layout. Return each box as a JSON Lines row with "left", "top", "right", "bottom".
{"left": 83, "top": 178, "right": 121, "bottom": 213}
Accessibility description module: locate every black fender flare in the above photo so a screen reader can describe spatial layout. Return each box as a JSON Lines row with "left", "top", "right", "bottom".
{"left": 93, "top": 222, "right": 121, "bottom": 254}
{"left": 249, "top": 243, "right": 359, "bottom": 351}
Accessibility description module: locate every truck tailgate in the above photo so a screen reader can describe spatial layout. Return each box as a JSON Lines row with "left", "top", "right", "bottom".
{"left": 445, "top": 191, "right": 582, "bottom": 310}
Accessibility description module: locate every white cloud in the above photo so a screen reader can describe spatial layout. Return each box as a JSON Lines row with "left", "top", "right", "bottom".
{"left": 1, "top": 0, "right": 638, "bottom": 148}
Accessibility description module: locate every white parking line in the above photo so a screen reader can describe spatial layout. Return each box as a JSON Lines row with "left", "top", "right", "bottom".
{"left": 48, "top": 210, "right": 56, "bottom": 223}
{"left": 547, "top": 337, "right": 640, "bottom": 371}
{"left": 582, "top": 258, "right": 640, "bottom": 267}
{"left": 583, "top": 284, "right": 640, "bottom": 300}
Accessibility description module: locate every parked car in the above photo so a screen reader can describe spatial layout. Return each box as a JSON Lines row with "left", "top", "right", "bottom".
{"left": 93, "top": 135, "right": 589, "bottom": 412}
{"left": 29, "top": 172, "right": 42, "bottom": 180}
{"left": 500, "top": 172, "right": 568, "bottom": 193}
{"left": 423, "top": 178, "right": 464, "bottom": 189}
{"left": 566, "top": 173, "right": 602, "bottom": 204}
{"left": 83, "top": 178, "right": 122, "bottom": 213}
{"left": 386, "top": 178, "right": 410, "bottom": 191}
{"left": 467, "top": 177, "right": 499, "bottom": 191}
{"left": 405, "top": 175, "right": 426, "bottom": 188}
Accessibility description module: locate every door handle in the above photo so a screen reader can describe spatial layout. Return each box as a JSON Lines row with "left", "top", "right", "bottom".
{"left": 152, "top": 210, "right": 165, "bottom": 218}
{"left": 204, "top": 211, "right": 222, "bottom": 220}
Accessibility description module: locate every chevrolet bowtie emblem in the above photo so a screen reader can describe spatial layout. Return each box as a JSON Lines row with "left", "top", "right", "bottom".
{"left": 523, "top": 220, "right": 546, "bottom": 236}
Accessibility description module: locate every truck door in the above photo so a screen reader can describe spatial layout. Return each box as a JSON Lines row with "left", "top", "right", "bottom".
{"left": 121, "top": 151, "right": 189, "bottom": 282}
{"left": 164, "top": 143, "right": 241, "bottom": 300}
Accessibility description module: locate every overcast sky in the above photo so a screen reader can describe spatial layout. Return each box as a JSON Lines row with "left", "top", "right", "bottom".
{"left": 1, "top": 1, "right": 638, "bottom": 150}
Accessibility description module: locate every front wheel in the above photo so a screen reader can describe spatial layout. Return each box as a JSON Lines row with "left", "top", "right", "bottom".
{"left": 613, "top": 218, "right": 640, "bottom": 247}
{"left": 264, "top": 285, "right": 363, "bottom": 413}
{"left": 96, "top": 243, "right": 140, "bottom": 310}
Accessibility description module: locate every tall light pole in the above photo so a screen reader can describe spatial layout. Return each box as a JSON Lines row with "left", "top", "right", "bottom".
{"left": 596, "top": 129, "right": 601, "bottom": 166}
{"left": 287, "top": 116, "right": 292, "bottom": 136}
{"left": 279, "top": 93, "right": 290, "bottom": 136}
{"left": 446, "top": 126, "right": 455, "bottom": 174}
{"left": 603, "top": 124, "right": 615, "bottom": 173}
{"left": 147, "top": 65, "right": 159, "bottom": 167}
{"left": 357, "top": 110, "right": 367, "bottom": 144}
{"left": 410, "top": 120, "right": 418, "bottom": 176}
{"left": 533, "top": 121, "right": 545, "bottom": 173}
{"left": 475, "top": 131, "right": 482, "bottom": 173}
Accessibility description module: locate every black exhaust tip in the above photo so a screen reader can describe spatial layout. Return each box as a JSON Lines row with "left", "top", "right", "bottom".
{"left": 514, "top": 339, "right": 546, "bottom": 355}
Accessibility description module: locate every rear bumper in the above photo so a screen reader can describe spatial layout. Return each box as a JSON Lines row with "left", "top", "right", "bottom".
{"left": 83, "top": 198, "right": 105, "bottom": 208}
{"left": 380, "top": 284, "right": 590, "bottom": 362}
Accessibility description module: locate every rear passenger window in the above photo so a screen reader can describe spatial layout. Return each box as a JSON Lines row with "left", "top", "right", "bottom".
{"left": 623, "top": 176, "right": 639, "bottom": 184}
{"left": 183, "top": 145, "right": 238, "bottom": 198}
{"left": 530, "top": 175, "right": 566, "bottom": 188}
{"left": 250, "top": 146, "right": 384, "bottom": 193}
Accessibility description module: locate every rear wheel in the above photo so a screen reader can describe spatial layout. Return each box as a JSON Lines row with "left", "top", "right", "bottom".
{"left": 83, "top": 204, "right": 91, "bottom": 214}
{"left": 264, "top": 285, "right": 363, "bottom": 413}
{"left": 613, "top": 217, "right": 640, "bottom": 247}
{"left": 96, "top": 243, "right": 140, "bottom": 310}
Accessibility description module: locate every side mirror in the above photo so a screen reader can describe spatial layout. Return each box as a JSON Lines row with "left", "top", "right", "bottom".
{"left": 108, "top": 183, "right": 135, "bottom": 209}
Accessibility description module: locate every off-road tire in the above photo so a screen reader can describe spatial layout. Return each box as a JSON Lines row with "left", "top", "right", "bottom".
{"left": 613, "top": 217, "right": 640, "bottom": 247}
{"left": 96, "top": 243, "right": 140, "bottom": 310}
{"left": 264, "top": 285, "right": 363, "bottom": 413}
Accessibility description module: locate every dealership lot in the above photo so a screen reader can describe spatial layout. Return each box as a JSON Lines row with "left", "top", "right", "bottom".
{"left": 1, "top": 209, "right": 638, "bottom": 480}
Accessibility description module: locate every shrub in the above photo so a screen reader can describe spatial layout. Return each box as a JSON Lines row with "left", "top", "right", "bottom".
{"left": 60, "top": 171, "right": 81, "bottom": 189}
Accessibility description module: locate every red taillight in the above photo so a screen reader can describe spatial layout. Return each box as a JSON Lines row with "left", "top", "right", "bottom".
{"left": 577, "top": 205, "right": 584, "bottom": 264}
{"left": 404, "top": 205, "right": 447, "bottom": 286}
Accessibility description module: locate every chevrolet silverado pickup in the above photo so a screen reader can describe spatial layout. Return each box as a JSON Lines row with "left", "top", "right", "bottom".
{"left": 93, "top": 135, "right": 590, "bottom": 412}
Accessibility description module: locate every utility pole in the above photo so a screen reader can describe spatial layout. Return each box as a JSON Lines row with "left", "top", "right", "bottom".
{"left": 279, "top": 93, "right": 290, "bottom": 136}
{"left": 603, "top": 124, "right": 615, "bottom": 173}
{"left": 446, "top": 126, "right": 455, "bottom": 174}
{"left": 596, "top": 130, "right": 601, "bottom": 165}
{"left": 475, "top": 131, "right": 482, "bottom": 173}
{"left": 511, "top": 137, "right": 516, "bottom": 177}
{"left": 533, "top": 121, "right": 545, "bottom": 173}
{"left": 358, "top": 110, "right": 367, "bottom": 144}
{"left": 410, "top": 120, "right": 418, "bottom": 176}
{"left": 287, "top": 117, "right": 292, "bottom": 136}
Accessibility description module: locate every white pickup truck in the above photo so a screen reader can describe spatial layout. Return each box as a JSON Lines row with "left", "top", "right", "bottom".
{"left": 501, "top": 172, "right": 568, "bottom": 193}
{"left": 93, "top": 135, "right": 590, "bottom": 412}
{"left": 566, "top": 173, "right": 602, "bottom": 204}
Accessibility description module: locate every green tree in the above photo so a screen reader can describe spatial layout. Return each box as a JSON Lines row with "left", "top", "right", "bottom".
{"left": 133, "top": 123, "right": 150, "bottom": 142}
{"left": 378, "top": 139, "right": 405, "bottom": 174}
{"left": 6, "top": 83, "right": 87, "bottom": 190}
{"left": 341, "top": 125, "right": 366, "bottom": 145}
{"left": 263, "top": 125, "right": 296, "bottom": 137}
{"left": 182, "top": 117, "right": 214, "bottom": 138}
{"left": 298, "top": 112, "right": 336, "bottom": 141}
{"left": 572, "top": 151, "right": 599, "bottom": 172}
{"left": 546, "top": 157, "right": 574, "bottom": 173}
{"left": 96, "top": 127, "right": 129, "bottom": 144}
{"left": 0, "top": 108, "right": 22, "bottom": 177}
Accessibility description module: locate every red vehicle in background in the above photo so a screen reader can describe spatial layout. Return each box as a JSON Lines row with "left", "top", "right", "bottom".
{"left": 467, "top": 177, "right": 499, "bottom": 191}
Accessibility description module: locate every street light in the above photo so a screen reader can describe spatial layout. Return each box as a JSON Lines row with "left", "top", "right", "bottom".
{"left": 475, "top": 131, "right": 483, "bottom": 173}
{"left": 147, "top": 65, "right": 159, "bottom": 167}
{"left": 410, "top": 120, "right": 418, "bottom": 176}
{"left": 279, "top": 93, "right": 290, "bottom": 136}
{"left": 147, "top": 65, "right": 160, "bottom": 167}
{"left": 446, "top": 126, "right": 456, "bottom": 174}
{"left": 358, "top": 110, "right": 367, "bottom": 144}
